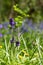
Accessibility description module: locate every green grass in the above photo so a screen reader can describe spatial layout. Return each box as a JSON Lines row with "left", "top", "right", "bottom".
{"left": 0, "top": 31, "right": 43, "bottom": 65}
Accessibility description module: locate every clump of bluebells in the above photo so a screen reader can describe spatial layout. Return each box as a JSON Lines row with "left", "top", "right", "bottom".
{"left": 21, "top": 18, "right": 36, "bottom": 31}
{"left": 0, "top": 18, "right": 43, "bottom": 47}
{"left": 21, "top": 18, "right": 43, "bottom": 33}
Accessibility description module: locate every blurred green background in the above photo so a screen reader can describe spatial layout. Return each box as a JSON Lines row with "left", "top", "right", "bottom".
{"left": 0, "top": 0, "right": 43, "bottom": 22}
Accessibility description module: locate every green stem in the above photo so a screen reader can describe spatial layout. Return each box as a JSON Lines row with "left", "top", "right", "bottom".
{"left": 36, "top": 38, "right": 42, "bottom": 65}
{"left": 21, "top": 35, "right": 28, "bottom": 53}
{"left": 4, "top": 36, "right": 10, "bottom": 64}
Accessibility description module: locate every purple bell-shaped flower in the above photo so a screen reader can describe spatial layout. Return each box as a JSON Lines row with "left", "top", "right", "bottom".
{"left": 16, "top": 41, "right": 20, "bottom": 46}
{"left": 9, "top": 18, "right": 16, "bottom": 28}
